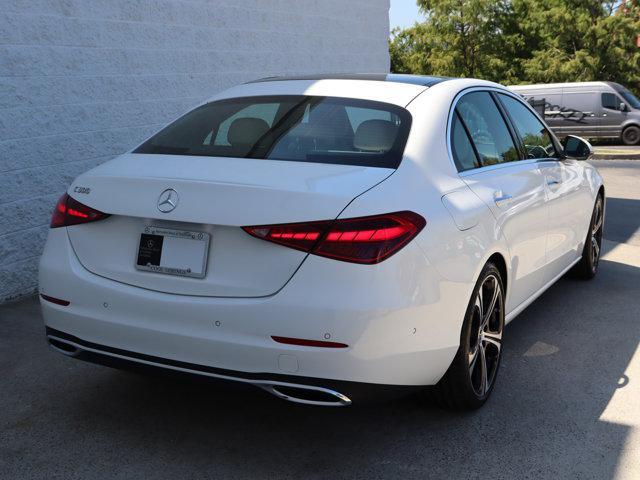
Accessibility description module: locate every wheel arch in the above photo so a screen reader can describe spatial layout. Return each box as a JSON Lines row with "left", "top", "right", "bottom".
{"left": 621, "top": 123, "right": 640, "bottom": 144}
{"left": 486, "top": 252, "right": 508, "bottom": 296}
{"left": 466, "top": 247, "right": 512, "bottom": 317}
{"left": 622, "top": 120, "right": 640, "bottom": 131}
{"left": 598, "top": 183, "right": 606, "bottom": 228}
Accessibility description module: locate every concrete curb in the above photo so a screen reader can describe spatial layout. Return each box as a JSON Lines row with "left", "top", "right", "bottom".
{"left": 591, "top": 146, "right": 640, "bottom": 160}
{"left": 591, "top": 154, "right": 640, "bottom": 160}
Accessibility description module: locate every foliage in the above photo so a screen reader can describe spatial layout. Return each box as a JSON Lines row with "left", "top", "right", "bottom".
{"left": 389, "top": 0, "right": 640, "bottom": 91}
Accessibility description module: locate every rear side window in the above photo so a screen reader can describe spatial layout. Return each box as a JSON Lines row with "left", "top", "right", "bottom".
{"left": 455, "top": 92, "right": 519, "bottom": 166}
{"left": 601, "top": 93, "right": 619, "bottom": 110}
{"left": 135, "top": 96, "right": 411, "bottom": 169}
{"left": 498, "top": 93, "right": 559, "bottom": 159}
{"left": 451, "top": 113, "right": 480, "bottom": 171}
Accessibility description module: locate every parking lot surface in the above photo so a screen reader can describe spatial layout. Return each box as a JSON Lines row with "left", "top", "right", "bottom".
{"left": 1, "top": 160, "right": 639, "bottom": 480}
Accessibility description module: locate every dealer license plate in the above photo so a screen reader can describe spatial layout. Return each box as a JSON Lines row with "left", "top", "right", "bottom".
{"left": 135, "top": 226, "right": 209, "bottom": 279}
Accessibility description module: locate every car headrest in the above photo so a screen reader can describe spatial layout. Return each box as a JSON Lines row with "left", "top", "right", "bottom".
{"left": 353, "top": 120, "right": 398, "bottom": 152}
{"left": 227, "top": 117, "right": 270, "bottom": 147}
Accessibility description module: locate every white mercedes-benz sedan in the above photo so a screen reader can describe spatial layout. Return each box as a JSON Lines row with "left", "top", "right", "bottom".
{"left": 39, "top": 74, "right": 604, "bottom": 409}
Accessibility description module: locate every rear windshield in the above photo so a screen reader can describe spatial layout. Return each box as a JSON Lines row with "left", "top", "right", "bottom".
{"left": 134, "top": 96, "right": 411, "bottom": 168}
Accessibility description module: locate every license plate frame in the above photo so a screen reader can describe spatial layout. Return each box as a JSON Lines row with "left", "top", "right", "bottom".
{"left": 135, "top": 226, "right": 210, "bottom": 279}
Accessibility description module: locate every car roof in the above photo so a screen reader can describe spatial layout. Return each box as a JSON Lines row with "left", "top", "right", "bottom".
{"left": 208, "top": 75, "right": 503, "bottom": 108}
{"left": 247, "top": 73, "right": 453, "bottom": 88}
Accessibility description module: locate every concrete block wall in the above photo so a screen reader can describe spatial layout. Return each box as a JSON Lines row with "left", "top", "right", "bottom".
{"left": 0, "top": 0, "right": 391, "bottom": 303}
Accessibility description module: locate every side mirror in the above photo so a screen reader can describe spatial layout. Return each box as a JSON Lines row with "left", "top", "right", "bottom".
{"left": 562, "top": 135, "right": 593, "bottom": 161}
{"left": 620, "top": 102, "right": 629, "bottom": 112}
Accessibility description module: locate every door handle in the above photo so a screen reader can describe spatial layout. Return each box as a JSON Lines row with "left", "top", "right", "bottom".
{"left": 493, "top": 192, "right": 513, "bottom": 207}
{"left": 547, "top": 179, "right": 561, "bottom": 186}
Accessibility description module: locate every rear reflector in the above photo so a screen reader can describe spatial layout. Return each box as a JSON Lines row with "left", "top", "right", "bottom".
{"left": 271, "top": 336, "right": 348, "bottom": 348}
{"left": 243, "top": 211, "right": 426, "bottom": 264}
{"left": 40, "top": 294, "right": 70, "bottom": 306}
{"left": 50, "top": 193, "right": 109, "bottom": 228}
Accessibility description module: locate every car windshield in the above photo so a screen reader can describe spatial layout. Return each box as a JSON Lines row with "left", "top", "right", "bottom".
{"left": 616, "top": 88, "right": 640, "bottom": 110}
{"left": 134, "top": 95, "right": 412, "bottom": 169}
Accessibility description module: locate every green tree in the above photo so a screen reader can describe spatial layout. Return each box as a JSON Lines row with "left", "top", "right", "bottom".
{"left": 416, "top": 0, "right": 520, "bottom": 81}
{"left": 390, "top": 25, "right": 431, "bottom": 74}
{"left": 514, "top": 0, "right": 640, "bottom": 91}
{"left": 390, "top": 0, "right": 640, "bottom": 91}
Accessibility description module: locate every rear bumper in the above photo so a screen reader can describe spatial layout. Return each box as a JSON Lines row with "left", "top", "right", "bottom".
{"left": 39, "top": 228, "right": 465, "bottom": 398}
{"left": 45, "top": 326, "right": 421, "bottom": 405}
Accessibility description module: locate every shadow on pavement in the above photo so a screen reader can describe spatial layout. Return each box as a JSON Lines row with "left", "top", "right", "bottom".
{"left": 1, "top": 256, "right": 639, "bottom": 479}
{"left": 604, "top": 197, "right": 640, "bottom": 246}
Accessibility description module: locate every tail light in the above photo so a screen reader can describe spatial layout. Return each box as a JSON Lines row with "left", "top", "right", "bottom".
{"left": 50, "top": 193, "right": 109, "bottom": 228}
{"left": 243, "top": 211, "right": 425, "bottom": 264}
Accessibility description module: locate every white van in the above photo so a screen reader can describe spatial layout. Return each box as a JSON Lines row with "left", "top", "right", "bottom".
{"left": 509, "top": 81, "right": 640, "bottom": 145}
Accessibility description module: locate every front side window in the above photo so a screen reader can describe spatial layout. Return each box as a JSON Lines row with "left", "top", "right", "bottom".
{"left": 602, "top": 93, "right": 620, "bottom": 110}
{"left": 455, "top": 92, "right": 519, "bottom": 166}
{"left": 616, "top": 88, "right": 640, "bottom": 109}
{"left": 135, "top": 96, "right": 411, "bottom": 169}
{"left": 498, "top": 93, "right": 559, "bottom": 159}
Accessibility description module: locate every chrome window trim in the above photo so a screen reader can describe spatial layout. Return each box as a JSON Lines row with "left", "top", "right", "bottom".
{"left": 458, "top": 157, "right": 541, "bottom": 178}
{"left": 447, "top": 86, "right": 561, "bottom": 177}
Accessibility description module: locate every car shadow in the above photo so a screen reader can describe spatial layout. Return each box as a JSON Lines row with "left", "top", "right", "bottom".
{"left": 604, "top": 197, "right": 640, "bottom": 245}
{"left": 2, "top": 256, "right": 639, "bottom": 479}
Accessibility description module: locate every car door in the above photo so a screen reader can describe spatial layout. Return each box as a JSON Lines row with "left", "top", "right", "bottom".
{"left": 453, "top": 90, "right": 549, "bottom": 311}
{"left": 560, "top": 88, "right": 599, "bottom": 139}
{"left": 599, "top": 90, "right": 626, "bottom": 139}
{"left": 495, "top": 92, "right": 587, "bottom": 282}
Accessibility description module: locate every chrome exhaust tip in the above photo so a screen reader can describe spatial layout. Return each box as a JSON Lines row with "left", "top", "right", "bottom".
{"left": 259, "top": 383, "right": 352, "bottom": 407}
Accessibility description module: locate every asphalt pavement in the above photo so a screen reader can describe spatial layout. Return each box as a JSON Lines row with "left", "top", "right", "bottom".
{"left": 1, "top": 160, "right": 639, "bottom": 480}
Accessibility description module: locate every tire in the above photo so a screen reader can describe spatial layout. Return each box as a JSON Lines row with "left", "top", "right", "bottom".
{"left": 573, "top": 194, "right": 604, "bottom": 280}
{"left": 622, "top": 125, "right": 640, "bottom": 146}
{"left": 429, "top": 262, "right": 505, "bottom": 410}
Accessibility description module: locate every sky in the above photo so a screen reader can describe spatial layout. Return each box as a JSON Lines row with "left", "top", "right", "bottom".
{"left": 389, "top": 0, "right": 424, "bottom": 30}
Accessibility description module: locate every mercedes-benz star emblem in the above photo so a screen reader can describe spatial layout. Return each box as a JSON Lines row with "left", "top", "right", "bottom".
{"left": 157, "top": 188, "right": 179, "bottom": 213}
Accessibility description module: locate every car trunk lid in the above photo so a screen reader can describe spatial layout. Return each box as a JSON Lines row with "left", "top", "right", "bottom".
{"left": 66, "top": 153, "right": 393, "bottom": 297}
